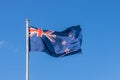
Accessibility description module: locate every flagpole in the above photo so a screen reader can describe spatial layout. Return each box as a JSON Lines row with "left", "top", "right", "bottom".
{"left": 26, "top": 19, "right": 29, "bottom": 80}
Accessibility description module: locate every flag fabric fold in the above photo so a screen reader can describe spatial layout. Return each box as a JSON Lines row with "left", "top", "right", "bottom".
{"left": 29, "top": 25, "right": 82, "bottom": 57}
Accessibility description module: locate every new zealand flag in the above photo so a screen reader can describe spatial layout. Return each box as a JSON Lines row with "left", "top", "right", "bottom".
{"left": 29, "top": 25, "right": 82, "bottom": 57}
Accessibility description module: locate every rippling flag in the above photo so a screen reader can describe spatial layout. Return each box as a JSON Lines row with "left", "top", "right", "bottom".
{"left": 29, "top": 25, "right": 82, "bottom": 57}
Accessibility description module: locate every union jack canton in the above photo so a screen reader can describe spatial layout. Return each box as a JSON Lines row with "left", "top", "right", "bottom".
{"left": 29, "top": 25, "right": 82, "bottom": 57}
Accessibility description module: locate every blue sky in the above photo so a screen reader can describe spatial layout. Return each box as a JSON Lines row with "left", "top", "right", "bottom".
{"left": 0, "top": 0, "right": 120, "bottom": 80}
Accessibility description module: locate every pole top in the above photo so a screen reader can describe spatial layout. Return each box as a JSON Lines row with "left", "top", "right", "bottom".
{"left": 26, "top": 18, "right": 30, "bottom": 22}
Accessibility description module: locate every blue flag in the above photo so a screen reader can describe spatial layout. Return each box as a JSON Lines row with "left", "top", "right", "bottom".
{"left": 29, "top": 25, "right": 82, "bottom": 57}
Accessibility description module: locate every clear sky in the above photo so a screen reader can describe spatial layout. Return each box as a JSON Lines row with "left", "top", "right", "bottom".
{"left": 0, "top": 0, "right": 120, "bottom": 80}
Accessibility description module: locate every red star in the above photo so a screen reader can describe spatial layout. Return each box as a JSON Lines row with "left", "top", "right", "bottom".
{"left": 65, "top": 48, "right": 70, "bottom": 54}
{"left": 62, "top": 40, "right": 67, "bottom": 45}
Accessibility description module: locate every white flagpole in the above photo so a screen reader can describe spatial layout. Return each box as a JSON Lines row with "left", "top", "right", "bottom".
{"left": 26, "top": 19, "right": 29, "bottom": 80}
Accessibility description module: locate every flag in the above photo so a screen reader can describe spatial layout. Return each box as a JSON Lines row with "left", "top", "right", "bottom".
{"left": 29, "top": 25, "right": 82, "bottom": 57}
